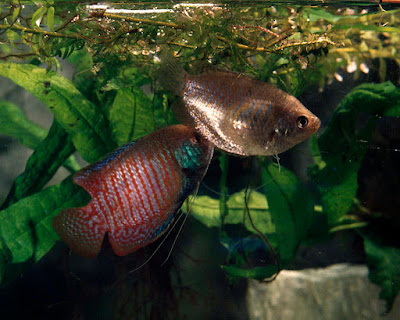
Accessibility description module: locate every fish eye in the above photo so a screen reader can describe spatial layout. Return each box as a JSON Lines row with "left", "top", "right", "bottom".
{"left": 191, "top": 132, "right": 202, "bottom": 144}
{"left": 296, "top": 116, "right": 309, "bottom": 129}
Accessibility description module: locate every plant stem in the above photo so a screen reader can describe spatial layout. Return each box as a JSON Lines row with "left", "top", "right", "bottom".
{"left": 103, "top": 13, "right": 184, "bottom": 29}
{"left": 0, "top": 23, "right": 83, "bottom": 40}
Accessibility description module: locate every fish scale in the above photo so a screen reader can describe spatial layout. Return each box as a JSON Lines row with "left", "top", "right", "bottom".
{"left": 53, "top": 125, "right": 213, "bottom": 258}
{"left": 158, "top": 52, "right": 320, "bottom": 156}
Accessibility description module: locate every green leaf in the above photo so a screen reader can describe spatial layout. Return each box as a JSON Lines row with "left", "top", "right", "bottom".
{"left": 311, "top": 82, "right": 400, "bottom": 227}
{"left": 30, "top": 6, "right": 47, "bottom": 29}
{"left": 187, "top": 190, "right": 272, "bottom": 235}
{"left": 0, "top": 44, "right": 11, "bottom": 55}
{"left": 0, "top": 237, "right": 12, "bottom": 287}
{"left": 304, "top": 8, "right": 342, "bottom": 23}
{"left": 101, "top": 67, "right": 151, "bottom": 92}
{"left": 308, "top": 135, "right": 326, "bottom": 170}
{"left": 304, "top": 8, "right": 400, "bottom": 33}
{"left": 5, "top": 29, "right": 21, "bottom": 50}
{"left": 332, "top": 23, "right": 400, "bottom": 34}
{"left": 0, "top": 100, "right": 80, "bottom": 180}
{"left": 0, "top": 176, "right": 90, "bottom": 286}
{"left": 0, "top": 62, "right": 115, "bottom": 162}
{"left": 1, "top": 120, "right": 75, "bottom": 209}
{"left": 11, "top": 5, "right": 21, "bottom": 23}
{"left": 311, "top": 152, "right": 359, "bottom": 226}
{"left": 187, "top": 188, "right": 277, "bottom": 280}
{"left": 362, "top": 231, "right": 400, "bottom": 313}
{"left": 0, "top": 100, "right": 47, "bottom": 149}
{"left": 5, "top": 29, "right": 19, "bottom": 42}
{"left": 67, "top": 48, "right": 98, "bottom": 102}
{"left": 47, "top": 6, "right": 55, "bottom": 32}
{"left": 262, "top": 161, "right": 314, "bottom": 264}
{"left": 109, "top": 87, "right": 155, "bottom": 145}
{"left": 188, "top": 160, "right": 315, "bottom": 271}
{"left": 221, "top": 264, "right": 278, "bottom": 281}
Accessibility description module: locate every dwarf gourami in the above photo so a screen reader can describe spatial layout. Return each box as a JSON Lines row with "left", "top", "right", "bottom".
{"left": 158, "top": 51, "right": 320, "bottom": 156}
{"left": 53, "top": 125, "right": 213, "bottom": 258}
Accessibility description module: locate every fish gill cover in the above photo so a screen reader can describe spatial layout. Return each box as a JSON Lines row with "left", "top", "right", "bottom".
{"left": 0, "top": 0, "right": 400, "bottom": 317}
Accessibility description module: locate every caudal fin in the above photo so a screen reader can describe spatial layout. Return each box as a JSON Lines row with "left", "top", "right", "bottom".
{"left": 157, "top": 47, "right": 188, "bottom": 96}
{"left": 53, "top": 207, "right": 107, "bottom": 258}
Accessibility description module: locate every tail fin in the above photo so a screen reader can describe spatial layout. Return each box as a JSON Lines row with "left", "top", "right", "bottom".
{"left": 157, "top": 47, "right": 188, "bottom": 96}
{"left": 53, "top": 207, "right": 107, "bottom": 258}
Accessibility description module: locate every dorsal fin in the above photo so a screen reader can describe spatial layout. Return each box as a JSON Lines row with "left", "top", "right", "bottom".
{"left": 157, "top": 47, "right": 188, "bottom": 96}
{"left": 190, "top": 60, "right": 238, "bottom": 76}
{"left": 73, "top": 141, "right": 137, "bottom": 195}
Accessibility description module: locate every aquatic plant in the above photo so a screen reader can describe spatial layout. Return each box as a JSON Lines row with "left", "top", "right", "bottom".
{"left": 0, "top": 1, "right": 400, "bottom": 316}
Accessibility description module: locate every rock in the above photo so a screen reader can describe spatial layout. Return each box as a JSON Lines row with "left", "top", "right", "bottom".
{"left": 247, "top": 263, "right": 400, "bottom": 320}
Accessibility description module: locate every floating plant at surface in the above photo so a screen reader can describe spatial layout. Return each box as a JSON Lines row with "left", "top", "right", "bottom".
{"left": 0, "top": 0, "right": 400, "bottom": 316}
{"left": 1, "top": 1, "right": 400, "bottom": 90}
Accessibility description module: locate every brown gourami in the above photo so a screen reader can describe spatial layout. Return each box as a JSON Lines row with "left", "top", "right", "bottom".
{"left": 158, "top": 51, "right": 320, "bottom": 156}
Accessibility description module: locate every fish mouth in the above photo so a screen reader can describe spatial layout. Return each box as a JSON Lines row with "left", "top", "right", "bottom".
{"left": 310, "top": 115, "right": 321, "bottom": 133}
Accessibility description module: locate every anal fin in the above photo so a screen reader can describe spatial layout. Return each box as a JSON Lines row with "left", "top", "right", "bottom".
{"left": 108, "top": 213, "right": 177, "bottom": 256}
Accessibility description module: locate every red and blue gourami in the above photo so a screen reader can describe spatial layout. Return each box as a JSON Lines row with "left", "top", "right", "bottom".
{"left": 53, "top": 125, "right": 213, "bottom": 258}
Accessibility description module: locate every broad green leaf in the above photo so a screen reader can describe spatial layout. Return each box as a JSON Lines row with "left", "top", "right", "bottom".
{"left": 311, "top": 155, "right": 360, "bottom": 226}
{"left": 221, "top": 235, "right": 280, "bottom": 281}
{"left": 0, "top": 176, "right": 90, "bottom": 286}
{"left": 308, "top": 135, "right": 326, "bottom": 170}
{"left": 221, "top": 264, "right": 278, "bottom": 281}
{"left": 68, "top": 48, "right": 97, "bottom": 103}
{"left": 47, "top": 6, "right": 55, "bottom": 32}
{"left": 185, "top": 195, "right": 222, "bottom": 228}
{"left": 186, "top": 188, "right": 276, "bottom": 280}
{"left": 362, "top": 231, "right": 400, "bottom": 313}
{"left": 304, "top": 8, "right": 400, "bottom": 33}
{"left": 0, "top": 44, "right": 11, "bottom": 55}
{"left": 332, "top": 23, "right": 400, "bottom": 34}
{"left": 30, "top": 6, "right": 47, "bottom": 28}
{"left": 1, "top": 120, "right": 75, "bottom": 209}
{"left": 262, "top": 161, "right": 314, "bottom": 265}
{"left": 0, "top": 100, "right": 80, "bottom": 177}
{"left": 5, "top": 29, "right": 21, "bottom": 50}
{"left": 0, "top": 63, "right": 115, "bottom": 162}
{"left": 6, "top": 29, "right": 19, "bottom": 42}
{"left": 304, "top": 8, "right": 343, "bottom": 24}
{"left": 187, "top": 160, "right": 315, "bottom": 275}
{"left": 0, "top": 100, "right": 47, "bottom": 149}
{"left": 186, "top": 190, "right": 273, "bottom": 235}
{"left": 101, "top": 67, "right": 151, "bottom": 92}
{"left": 109, "top": 87, "right": 155, "bottom": 145}
{"left": 0, "top": 237, "right": 12, "bottom": 287}
{"left": 311, "top": 82, "right": 400, "bottom": 226}
{"left": 68, "top": 49, "right": 124, "bottom": 119}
